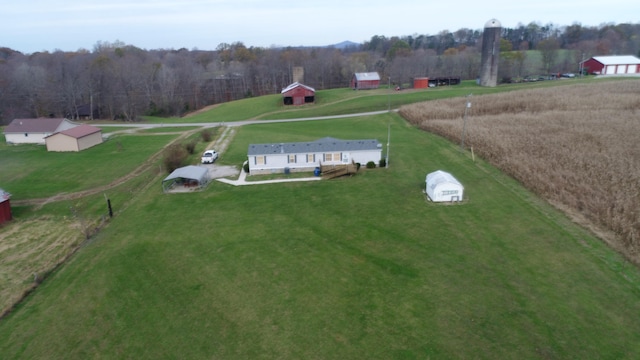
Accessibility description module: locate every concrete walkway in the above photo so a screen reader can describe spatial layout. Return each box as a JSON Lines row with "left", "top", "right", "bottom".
{"left": 216, "top": 162, "right": 321, "bottom": 186}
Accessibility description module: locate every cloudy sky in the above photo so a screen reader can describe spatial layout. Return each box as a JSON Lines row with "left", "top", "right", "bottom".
{"left": 3, "top": 0, "right": 638, "bottom": 53}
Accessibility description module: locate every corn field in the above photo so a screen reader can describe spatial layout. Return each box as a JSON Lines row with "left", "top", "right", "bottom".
{"left": 400, "top": 80, "right": 640, "bottom": 263}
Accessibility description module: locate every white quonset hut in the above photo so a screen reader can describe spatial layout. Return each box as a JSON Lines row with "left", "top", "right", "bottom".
{"left": 426, "top": 170, "right": 464, "bottom": 202}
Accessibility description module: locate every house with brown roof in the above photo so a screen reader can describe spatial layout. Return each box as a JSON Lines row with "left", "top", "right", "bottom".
{"left": 4, "top": 118, "right": 77, "bottom": 145}
{"left": 45, "top": 124, "right": 103, "bottom": 152}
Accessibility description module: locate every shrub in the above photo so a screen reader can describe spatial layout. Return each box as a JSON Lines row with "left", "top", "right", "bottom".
{"left": 355, "top": 162, "right": 361, "bottom": 170}
{"left": 366, "top": 161, "right": 376, "bottom": 169}
{"left": 201, "top": 129, "right": 212, "bottom": 142}
{"left": 163, "top": 144, "right": 188, "bottom": 173}
{"left": 184, "top": 140, "right": 197, "bottom": 155}
{"left": 243, "top": 162, "right": 250, "bottom": 173}
{"left": 379, "top": 158, "right": 386, "bottom": 168}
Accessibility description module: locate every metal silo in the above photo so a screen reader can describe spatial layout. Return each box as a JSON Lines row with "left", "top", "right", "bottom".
{"left": 479, "top": 19, "right": 501, "bottom": 87}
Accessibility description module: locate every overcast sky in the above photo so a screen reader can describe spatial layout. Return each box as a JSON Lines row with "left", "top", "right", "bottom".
{"left": 2, "top": 0, "right": 638, "bottom": 53}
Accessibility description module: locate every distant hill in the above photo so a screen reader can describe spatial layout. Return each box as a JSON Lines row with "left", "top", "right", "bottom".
{"left": 327, "top": 41, "right": 361, "bottom": 49}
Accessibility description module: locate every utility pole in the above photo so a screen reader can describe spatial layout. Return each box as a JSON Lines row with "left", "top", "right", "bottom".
{"left": 386, "top": 123, "right": 390, "bottom": 168}
{"left": 461, "top": 94, "right": 472, "bottom": 149}
{"left": 387, "top": 76, "right": 391, "bottom": 111}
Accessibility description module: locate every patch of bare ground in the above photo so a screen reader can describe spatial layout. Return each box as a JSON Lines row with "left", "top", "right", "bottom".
{"left": 400, "top": 80, "right": 640, "bottom": 264}
{"left": 0, "top": 217, "right": 84, "bottom": 315}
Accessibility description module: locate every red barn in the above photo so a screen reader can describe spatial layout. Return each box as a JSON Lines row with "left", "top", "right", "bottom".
{"left": 0, "top": 189, "right": 11, "bottom": 225}
{"left": 281, "top": 82, "right": 315, "bottom": 105}
{"left": 580, "top": 55, "right": 640, "bottom": 75}
{"left": 351, "top": 72, "right": 380, "bottom": 90}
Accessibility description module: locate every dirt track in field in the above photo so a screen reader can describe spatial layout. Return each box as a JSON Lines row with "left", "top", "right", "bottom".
{"left": 12, "top": 126, "right": 236, "bottom": 208}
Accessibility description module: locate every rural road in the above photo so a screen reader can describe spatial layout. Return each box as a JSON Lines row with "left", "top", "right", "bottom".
{"left": 97, "top": 110, "right": 397, "bottom": 129}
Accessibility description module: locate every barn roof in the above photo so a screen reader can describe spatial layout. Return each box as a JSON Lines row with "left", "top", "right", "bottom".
{"left": 353, "top": 72, "right": 380, "bottom": 81}
{"left": 281, "top": 82, "right": 315, "bottom": 94}
{"left": 0, "top": 188, "right": 10, "bottom": 203}
{"left": 587, "top": 55, "right": 640, "bottom": 65}
{"left": 46, "top": 124, "right": 102, "bottom": 139}
{"left": 4, "top": 118, "right": 70, "bottom": 134}
{"left": 163, "top": 165, "right": 209, "bottom": 183}
{"left": 248, "top": 137, "right": 382, "bottom": 156}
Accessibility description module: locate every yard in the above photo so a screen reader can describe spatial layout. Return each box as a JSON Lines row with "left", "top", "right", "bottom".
{"left": 1, "top": 110, "right": 640, "bottom": 358}
{"left": 1, "top": 79, "right": 640, "bottom": 358}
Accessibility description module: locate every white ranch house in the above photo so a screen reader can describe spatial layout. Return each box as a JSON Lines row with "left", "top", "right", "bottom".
{"left": 247, "top": 137, "right": 383, "bottom": 175}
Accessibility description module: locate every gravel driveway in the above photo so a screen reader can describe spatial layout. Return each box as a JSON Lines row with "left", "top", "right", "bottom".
{"left": 200, "top": 163, "right": 240, "bottom": 179}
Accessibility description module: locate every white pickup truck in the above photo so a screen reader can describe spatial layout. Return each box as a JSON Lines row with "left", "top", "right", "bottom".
{"left": 201, "top": 150, "right": 219, "bottom": 164}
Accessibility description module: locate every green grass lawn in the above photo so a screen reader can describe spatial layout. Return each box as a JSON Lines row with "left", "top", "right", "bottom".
{"left": 0, "top": 134, "right": 179, "bottom": 200}
{"left": 1, "top": 113, "right": 639, "bottom": 358}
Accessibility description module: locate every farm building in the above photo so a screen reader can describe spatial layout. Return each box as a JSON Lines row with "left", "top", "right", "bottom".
{"left": 247, "top": 137, "right": 383, "bottom": 175}
{"left": 162, "top": 166, "right": 210, "bottom": 193}
{"left": 351, "top": 72, "right": 380, "bottom": 90}
{"left": 67, "top": 104, "right": 99, "bottom": 120}
{"left": 4, "top": 118, "right": 77, "bottom": 145}
{"left": 428, "top": 77, "right": 461, "bottom": 87}
{"left": 45, "top": 124, "right": 103, "bottom": 152}
{"left": 426, "top": 170, "right": 464, "bottom": 202}
{"left": 414, "top": 77, "right": 430, "bottom": 89}
{"left": 580, "top": 55, "right": 640, "bottom": 75}
{"left": 281, "top": 82, "right": 315, "bottom": 105}
{"left": 0, "top": 189, "right": 11, "bottom": 225}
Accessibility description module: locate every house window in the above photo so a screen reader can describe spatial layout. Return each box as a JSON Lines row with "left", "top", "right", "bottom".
{"left": 288, "top": 154, "right": 296, "bottom": 163}
{"left": 255, "top": 156, "right": 266, "bottom": 165}
{"left": 442, "top": 190, "right": 459, "bottom": 195}
{"left": 306, "top": 154, "right": 315, "bottom": 163}
{"left": 324, "top": 152, "right": 341, "bottom": 162}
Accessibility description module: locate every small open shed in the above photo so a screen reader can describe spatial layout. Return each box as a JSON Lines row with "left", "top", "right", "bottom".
{"left": 426, "top": 170, "right": 464, "bottom": 202}
{"left": 0, "top": 188, "right": 12, "bottom": 225}
{"left": 162, "top": 165, "right": 209, "bottom": 193}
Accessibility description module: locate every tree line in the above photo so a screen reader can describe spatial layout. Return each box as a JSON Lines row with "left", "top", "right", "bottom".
{"left": 1, "top": 22, "right": 638, "bottom": 124}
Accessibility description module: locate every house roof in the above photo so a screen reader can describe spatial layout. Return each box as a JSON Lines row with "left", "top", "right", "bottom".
{"left": 4, "top": 118, "right": 69, "bottom": 134}
{"left": 353, "top": 72, "right": 380, "bottom": 81}
{"left": 46, "top": 124, "right": 102, "bottom": 139}
{"left": 0, "top": 188, "right": 10, "bottom": 203}
{"left": 248, "top": 137, "right": 382, "bottom": 156}
{"left": 585, "top": 55, "right": 640, "bottom": 65}
{"left": 162, "top": 165, "right": 209, "bottom": 183}
{"left": 281, "top": 82, "right": 315, "bottom": 94}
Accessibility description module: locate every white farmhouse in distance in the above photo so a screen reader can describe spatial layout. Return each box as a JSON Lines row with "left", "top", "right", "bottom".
{"left": 4, "top": 118, "right": 77, "bottom": 145}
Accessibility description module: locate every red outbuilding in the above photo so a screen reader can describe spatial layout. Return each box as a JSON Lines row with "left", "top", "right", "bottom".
{"left": 281, "top": 82, "right": 315, "bottom": 105}
{"left": 413, "top": 77, "right": 430, "bottom": 89}
{"left": 580, "top": 55, "right": 640, "bottom": 75}
{"left": 351, "top": 72, "right": 380, "bottom": 90}
{"left": 0, "top": 189, "right": 11, "bottom": 225}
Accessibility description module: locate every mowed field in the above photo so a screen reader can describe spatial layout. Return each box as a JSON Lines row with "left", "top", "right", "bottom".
{"left": 401, "top": 79, "right": 640, "bottom": 265}
{"left": 1, "top": 82, "right": 640, "bottom": 358}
